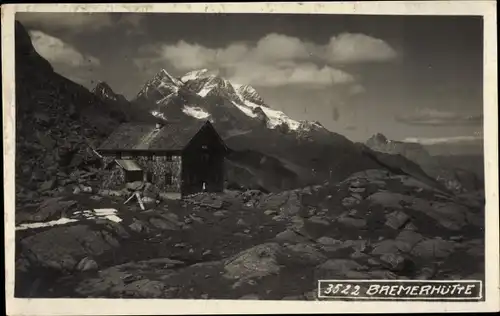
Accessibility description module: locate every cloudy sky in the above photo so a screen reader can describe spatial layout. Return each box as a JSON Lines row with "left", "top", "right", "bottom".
{"left": 16, "top": 12, "right": 483, "bottom": 147}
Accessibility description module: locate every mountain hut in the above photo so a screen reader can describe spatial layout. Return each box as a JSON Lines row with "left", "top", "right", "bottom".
{"left": 97, "top": 120, "right": 228, "bottom": 198}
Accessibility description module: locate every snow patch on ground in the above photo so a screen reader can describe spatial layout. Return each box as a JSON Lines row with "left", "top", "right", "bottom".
{"left": 74, "top": 208, "right": 122, "bottom": 223}
{"left": 16, "top": 218, "right": 79, "bottom": 231}
{"left": 16, "top": 208, "right": 123, "bottom": 231}
{"left": 92, "top": 208, "right": 123, "bottom": 223}
{"left": 182, "top": 105, "right": 211, "bottom": 119}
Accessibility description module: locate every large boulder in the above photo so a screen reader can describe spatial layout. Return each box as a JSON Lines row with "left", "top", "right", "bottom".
{"left": 22, "top": 197, "right": 77, "bottom": 223}
{"left": 316, "top": 259, "right": 370, "bottom": 279}
{"left": 367, "top": 192, "right": 478, "bottom": 231}
{"left": 75, "top": 258, "right": 184, "bottom": 298}
{"left": 410, "top": 238, "right": 457, "bottom": 260}
{"left": 259, "top": 192, "right": 290, "bottom": 211}
{"left": 223, "top": 243, "right": 284, "bottom": 281}
{"left": 19, "top": 223, "right": 123, "bottom": 271}
{"left": 223, "top": 242, "right": 327, "bottom": 285}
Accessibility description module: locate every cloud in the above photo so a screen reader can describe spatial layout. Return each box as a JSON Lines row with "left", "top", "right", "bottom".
{"left": 403, "top": 135, "right": 483, "bottom": 145}
{"left": 229, "top": 62, "right": 354, "bottom": 87}
{"left": 325, "top": 33, "right": 398, "bottom": 63}
{"left": 29, "top": 30, "right": 100, "bottom": 67}
{"left": 17, "top": 13, "right": 113, "bottom": 32}
{"left": 395, "top": 108, "right": 483, "bottom": 126}
{"left": 16, "top": 12, "right": 144, "bottom": 34}
{"left": 348, "top": 84, "right": 366, "bottom": 95}
{"left": 253, "top": 33, "right": 311, "bottom": 62}
{"left": 29, "top": 30, "right": 99, "bottom": 86}
{"left": 159, "top": 41, "right": 223, "bottom": 71}
{"left": 135, "top": 32, "right": 393, "bottom": 88}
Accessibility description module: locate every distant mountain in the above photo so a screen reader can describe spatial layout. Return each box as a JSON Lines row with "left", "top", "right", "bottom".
{"left": 92, "top": 81, "right": 128, "bottom": 104}
{"left": 365, "top": 133, "right": 484, "bottom": 193}
{"left": 366, "top": 133, "right": 436, "bottom": 167}
{"left": 91, "top": 81, "right": 154, "bottom": 123}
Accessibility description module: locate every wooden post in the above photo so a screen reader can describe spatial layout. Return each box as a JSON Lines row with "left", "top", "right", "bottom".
{"left": 124, "top": 192, "right": 136, "bottom": 205}
{"left": 125, "top": 191, "right": 145, "bottom": 211}
{"left": 136, "top": 192, "right": 145, "bottom": 210}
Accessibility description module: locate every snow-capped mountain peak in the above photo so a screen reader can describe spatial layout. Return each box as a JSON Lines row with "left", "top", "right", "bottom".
{"left": 158, "top": 68, "right": 183, "bottom": 86}
{"left": 234, "top": 84, "right": 265, "bottom": 106}
{"left": 137, "top": 68, "right": 183, "bottom": 101}
{"left": 181, "top": 68, "right": 211, "bottom": 82}
{"left": 198, "top": 75, "right": 236, "bottom": 97}
{"left": 135, "top": 68, "right": 329, "bottom": 136}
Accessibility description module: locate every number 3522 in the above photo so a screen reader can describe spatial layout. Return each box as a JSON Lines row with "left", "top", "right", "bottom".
{"left": 322, "top": 283, "right": 361, "bottom": 296}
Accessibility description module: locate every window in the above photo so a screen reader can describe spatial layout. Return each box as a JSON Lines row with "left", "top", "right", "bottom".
{"left": 165, "top": 172, "right": 173, "bottom": 185}
{"left": 166, "top": 155, "right": 173, "bottom": 162}
{"left": 202, "top": 145, "right": 208, "bottom": 150}
{"left": 148, "top": 153, "right": 154, "bottom": 161}
{"left": 115, "top": 152, "right": 122, "bottom": 159}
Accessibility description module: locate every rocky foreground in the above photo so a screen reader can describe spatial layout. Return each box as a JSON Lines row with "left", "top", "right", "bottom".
{"left": 15, "top": 168, "right": 484, "bottom": 300}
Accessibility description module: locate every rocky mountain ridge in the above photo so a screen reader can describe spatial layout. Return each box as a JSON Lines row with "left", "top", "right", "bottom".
{"left": 365, "top": 133, "right": 484, "bottom": 193}
{"left": 92, "top": 81, "right": 128, "bottom": 104}
{"left": 14, "top": 20, "right": 133, "bottom": 205}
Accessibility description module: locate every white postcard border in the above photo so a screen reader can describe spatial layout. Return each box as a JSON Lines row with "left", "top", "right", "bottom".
{"left": 2, "top": 2, "right": 498, "bottom": 315}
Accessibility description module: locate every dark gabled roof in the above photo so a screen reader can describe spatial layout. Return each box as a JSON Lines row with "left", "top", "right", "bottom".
{"left": 98, "top": 120, "right": 212, "bottom": 151}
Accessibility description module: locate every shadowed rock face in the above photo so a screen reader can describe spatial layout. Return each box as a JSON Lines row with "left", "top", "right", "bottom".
{"left": 15, "top": 21, "right": 54, "bottom": 76}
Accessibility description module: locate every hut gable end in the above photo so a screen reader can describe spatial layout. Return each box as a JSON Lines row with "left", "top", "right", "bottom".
{"left": 183, "top": 121, "right": 228, "bottom": 154}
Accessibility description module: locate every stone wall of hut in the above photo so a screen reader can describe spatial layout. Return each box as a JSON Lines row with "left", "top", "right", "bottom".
{"left": 100, "top": 154, "right": 182, "bottom": 193}
{"left": 102, "top": 166, "right": 125, "bottom": 189}
{"left": 101, "top": 156, "right": 125, "bottom": 189}
{"left": 136, "top": 155, "right": 182, "bottom": 193}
